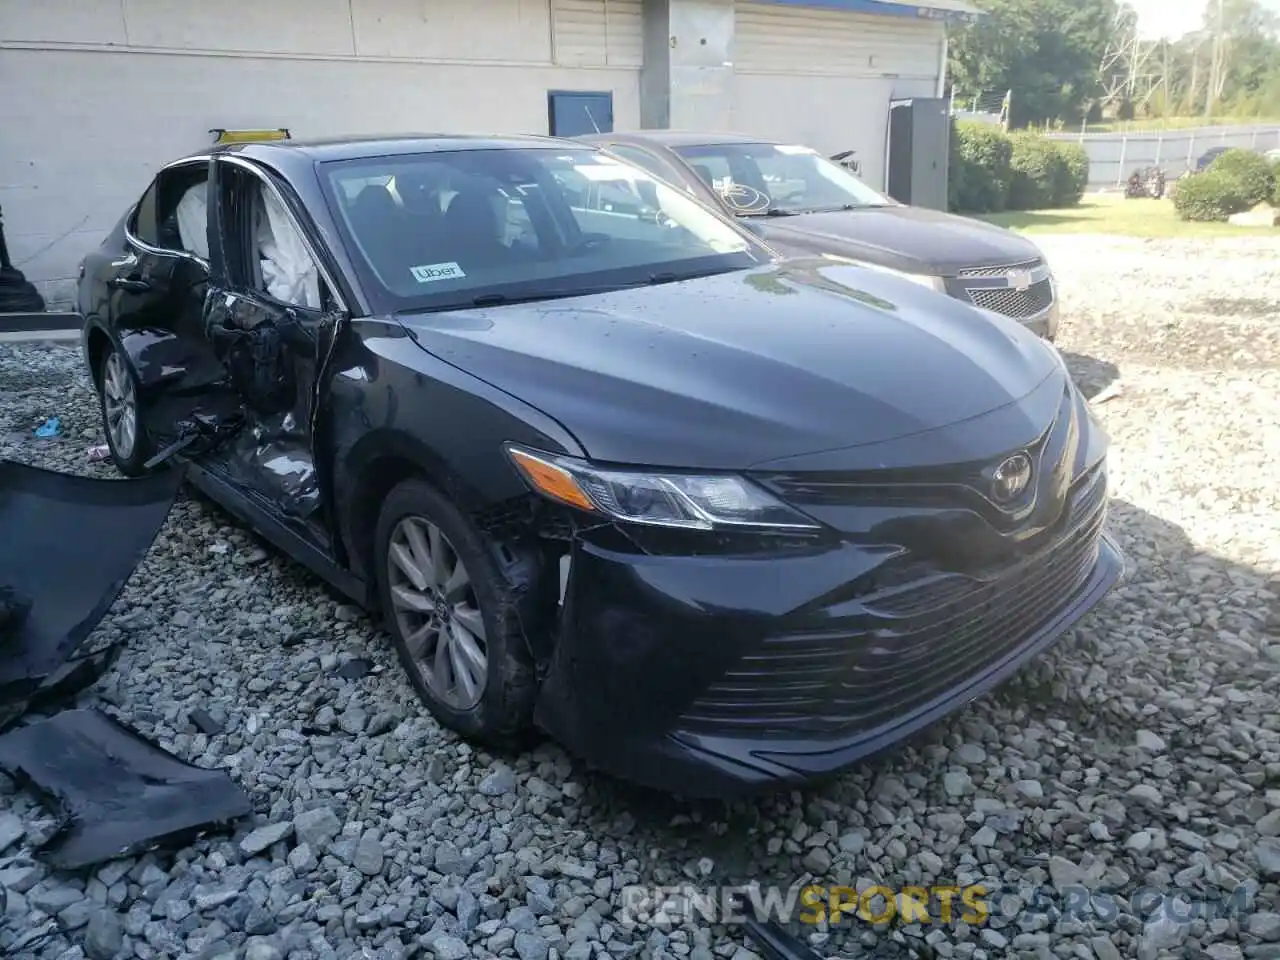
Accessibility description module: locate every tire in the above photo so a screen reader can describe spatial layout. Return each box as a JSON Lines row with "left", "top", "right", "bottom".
{"left": 96, "top": 342, "right": 154, "bottom": 477}
{"left": 374, "top": 478, "right": 537, "bottom": 747}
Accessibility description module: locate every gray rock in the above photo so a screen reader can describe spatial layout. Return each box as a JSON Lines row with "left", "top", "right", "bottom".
{"left": 1257, "top": 838, "right": 1280, "bottom": 877}
{"left": 83, "top": 908, "right": 124, "bottom": 960}
{"left": 0, "top": 812, "right": 25, "bottom": 852}
{"left": 29, "top": 884, "right": 85, "bottom": 914}
{"left": 802, "top": 847, "right": 832, "bottom": 874}
{"left": 293, "top": 806, "right": 342, "bottom": 850}
{"left": 478, "top": 764, "right": 517, "bottom": 796}
{"left": 429, "top": 935, "right": 471, "bottom": 960}
{"left": 1249, "top": 912, "right": 1280, "bottom": 941}
{"left": 838, "top": 831, "right": 866, "bottom": 855}
{"left": 287, "top": 842, "right": 318, "bottom": 872}
{"left": 353, "top": 835, "right": 385, "bottom": 876}
{"left": 1135, "top": 730, "right": 1166, "bottom": 752}
{"left": 943, "top": 771, "right": 971, "bottom": 797}
{"left": 514, "top": 931, "right": 551, "bottom": 960}
{"left": 1128, "top": 783, "right": 1163, "bottom": 806}
{"left": 243, "top": 938, "right": 284, "bottom": 960}
{"left": 1257, "top": 809, "right": 1280, "bottom": 837}
{"left": 1013, "top": 779, "right": 1044, "bottom": 801}
{"left": 239, "top": 821, "right": 293, "bottom": 856}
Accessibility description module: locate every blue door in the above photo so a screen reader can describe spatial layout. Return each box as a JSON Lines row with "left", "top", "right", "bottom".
{"left": 547, "top": 91, "right": 614, "bottom": 137}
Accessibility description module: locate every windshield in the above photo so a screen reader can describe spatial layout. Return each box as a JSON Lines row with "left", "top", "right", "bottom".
{"left": 319, "top": 148, "right": 766, "bottom": 311}
{"left": 673, "top": 142, "right": 891, "bottom": 215}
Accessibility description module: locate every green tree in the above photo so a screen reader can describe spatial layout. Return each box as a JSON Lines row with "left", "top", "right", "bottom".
{"left": 948, "top": 0, "right": 1119, "bottom": 127}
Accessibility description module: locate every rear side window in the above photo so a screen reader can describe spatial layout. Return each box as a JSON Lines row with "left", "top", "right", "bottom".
{"left": 128, "top": 164, "right": 210, "bottom": 257}
{"left": 131, "top": 183, "right": 161, "bottom": 246}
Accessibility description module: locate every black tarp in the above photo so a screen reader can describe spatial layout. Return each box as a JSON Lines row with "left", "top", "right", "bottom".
{"left": 0, "top": 459, "right": 182, "bottom": 720}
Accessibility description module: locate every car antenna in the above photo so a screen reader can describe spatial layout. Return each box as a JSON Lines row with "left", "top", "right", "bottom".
{"left": 584, "top": 105, "right": 602, "bottom": 134}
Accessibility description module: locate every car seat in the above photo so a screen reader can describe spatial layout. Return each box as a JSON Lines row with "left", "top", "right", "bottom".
{"left": 347, "top": 184, "right": 419, "bottom": 283}
{"left": 442, "top": 185, "right": 507, "bottom": 269}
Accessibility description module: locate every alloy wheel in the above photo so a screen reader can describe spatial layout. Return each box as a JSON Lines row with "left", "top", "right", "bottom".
{"left": 387, "top": 515, "right": 488, "bottom": 710}
{"left": 102, "top": 351, "right": 138, "bottom": 461}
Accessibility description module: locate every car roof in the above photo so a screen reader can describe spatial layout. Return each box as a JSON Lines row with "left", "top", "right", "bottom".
{"left": 584, "top": 131, "right": 789, "bottom": 149}
{"left": 201, "top": 133, "right": 590, "bottom": 164}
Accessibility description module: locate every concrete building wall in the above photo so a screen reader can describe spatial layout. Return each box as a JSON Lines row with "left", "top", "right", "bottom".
{"left": 0, "top": 0, "right": 951, "bottom": 306}
{"left": 0, "top": 0, "right": 643, "bottom": 305}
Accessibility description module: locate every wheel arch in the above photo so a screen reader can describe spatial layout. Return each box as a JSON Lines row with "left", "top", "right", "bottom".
{"left": 337, "top": 428, "right": 499, "bottom": 586}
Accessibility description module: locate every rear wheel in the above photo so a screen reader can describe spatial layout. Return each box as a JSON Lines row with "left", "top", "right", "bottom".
{"left": 97, "top": 345, "right": 154, "bottom": 477}
{"left": 374, "top": 478, "right": 536, "bottom": 746}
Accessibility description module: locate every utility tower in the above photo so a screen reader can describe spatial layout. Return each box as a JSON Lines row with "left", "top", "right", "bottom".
{"left": 1098, "top": 5, "right": 1162, "bottom": 112}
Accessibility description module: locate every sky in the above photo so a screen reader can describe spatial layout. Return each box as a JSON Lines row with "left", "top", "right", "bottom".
{"left": 1129, "top": 0, "right": 1280, "bottom": 39}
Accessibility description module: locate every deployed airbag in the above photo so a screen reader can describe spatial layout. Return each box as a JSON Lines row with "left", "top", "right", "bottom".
{"left": 0, "top": 459, "right": 182, "bottom": 714}
{"left": 0, "top": 709, "right": 253, "bottom": 868}
{"left": 257, "top": 187, "right": 321, "bottom": 309}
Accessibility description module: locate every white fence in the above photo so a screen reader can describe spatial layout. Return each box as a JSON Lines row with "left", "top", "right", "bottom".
{"left": 1043, "top": 125, "right": 1280, "bottom": 188}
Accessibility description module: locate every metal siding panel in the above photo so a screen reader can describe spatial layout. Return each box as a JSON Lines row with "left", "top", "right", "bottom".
{"left": 735, "top": 1, "right": 941, "bottom": 78}
{"left": 552, "top": 0, "right": 643, "bottom": 68}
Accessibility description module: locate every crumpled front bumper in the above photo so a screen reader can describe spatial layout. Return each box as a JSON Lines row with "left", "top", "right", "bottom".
{"left": 534, "top": 521, "right": 1123, "bottom": 799}
{"left": 0, "top": 459, "right": 181, "bottom": 721}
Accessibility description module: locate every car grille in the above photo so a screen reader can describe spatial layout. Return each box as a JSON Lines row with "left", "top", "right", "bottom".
{"left": 677, "top": 466, "right": 1107, "bottom": 740}
{"left": 955, "top": 258, "right": 1042, "bottom": 278}
{"left": 966, "top": 281, "right": 1055, "bottom": 319}
{"left": 947, "top": 258, "right": 1055, "bottom": 321}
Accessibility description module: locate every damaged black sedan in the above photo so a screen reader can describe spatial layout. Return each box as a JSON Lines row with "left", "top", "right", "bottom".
{"left": 79, "top": 135, "right": 1122, "bottom": 797}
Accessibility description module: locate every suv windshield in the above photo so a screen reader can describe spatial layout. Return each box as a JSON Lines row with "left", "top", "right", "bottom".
{"left": 319, "top": 148, "right": 766, "bottom": 311}
{"left": 673, "top": 142, "right": 891, "bottom": 215}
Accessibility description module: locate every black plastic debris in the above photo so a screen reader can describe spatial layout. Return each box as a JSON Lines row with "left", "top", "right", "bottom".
{"left": 336, "top": 657, "right": 375, "bottom": 680}
{"left": 188, "top": 708, "right": 225, "bottom": 736}
{"left": 0, "top": 709, "right": 253, "bottom": 869}
{"left": 743, "top": 916, "right": 827, "bottom": 960}
{"left": 0, "top": 643, "right": 124, "bottom": 731}
{"left": 0, "top": 459, "right": 182, "bottom": 724}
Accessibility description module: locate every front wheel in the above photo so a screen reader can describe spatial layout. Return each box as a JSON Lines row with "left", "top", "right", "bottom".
{"left": 374, "top": 478, "right": 537, "bottom": 747}
{"left": 97, "top": 344, "right": 154, "bottom": 477}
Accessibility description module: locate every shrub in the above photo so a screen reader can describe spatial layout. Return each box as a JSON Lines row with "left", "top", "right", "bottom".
{"left": 1055, "top": 141, "right": 1090, "bottom": 206}
{"left": 1006, "top": 134, "right": 1069, "bottom": 210}
{"left": 1171, "top": 170, "right": 1252, "bottom": 221}
{"left": 949, "top": 121, "right": 1012, "bottom": 214}
{"left": 1271, "top": 159, "right": 1280, "bottom": 206}
{"left": 1207, "top": 148, "right": 1276, "bottom": 207}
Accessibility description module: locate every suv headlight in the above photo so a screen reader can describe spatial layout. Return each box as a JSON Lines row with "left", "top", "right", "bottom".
{"left": 821, "top": 254, "right": 946, "bottom": 292}
{"left": 506, "top": 445, "right": 821, "bottom": 532}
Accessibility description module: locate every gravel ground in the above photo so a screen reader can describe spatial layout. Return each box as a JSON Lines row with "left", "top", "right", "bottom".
{"left": 0, "top": 233, "right": 1278, "bottom": 960}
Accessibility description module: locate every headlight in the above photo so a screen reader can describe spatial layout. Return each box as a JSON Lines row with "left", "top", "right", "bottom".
{"left": 505, "top": 445, "right": 821, "bottom": 532}
{"left": 821, "top": 254, "right": 945, "bottom": 292}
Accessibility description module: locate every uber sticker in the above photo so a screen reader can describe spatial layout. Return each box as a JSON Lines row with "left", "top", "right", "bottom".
{"left": 410, "top": 262, "right": 466, "bottom": 283}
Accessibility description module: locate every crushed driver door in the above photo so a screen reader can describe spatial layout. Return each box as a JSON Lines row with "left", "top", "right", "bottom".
{"left": 199, "top": 156, "right": 345, "bottom": 551}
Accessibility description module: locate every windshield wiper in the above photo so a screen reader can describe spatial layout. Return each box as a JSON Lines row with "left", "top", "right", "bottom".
{"left": 394, "top": 272, "right": 694, "bottom": 314}
{"left": 469, "top": 272, "right": 685, "bottom": 308}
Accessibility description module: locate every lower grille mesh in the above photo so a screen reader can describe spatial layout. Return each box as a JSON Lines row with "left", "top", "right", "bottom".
{"left": 678, "top": 471, "right": 1107, "bottom": 740}
{"left": 967, "top": 279, "right": 1055, "bottom": 319}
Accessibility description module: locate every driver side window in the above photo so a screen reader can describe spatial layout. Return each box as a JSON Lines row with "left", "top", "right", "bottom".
{"left": 218, "top": 163, "right": 327, "bottom": 311}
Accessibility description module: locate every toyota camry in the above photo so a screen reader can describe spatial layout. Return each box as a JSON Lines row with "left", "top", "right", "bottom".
{"left": 78, "top": 135, "right": 1122, "bottom": 797}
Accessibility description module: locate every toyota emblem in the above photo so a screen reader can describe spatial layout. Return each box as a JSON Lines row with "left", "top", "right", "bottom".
{"left": 991, "top": 453, "right": 1032, "bottom": 502}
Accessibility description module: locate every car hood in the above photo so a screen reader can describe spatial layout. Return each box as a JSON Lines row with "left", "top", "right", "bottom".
{"left": 755, "top": 205, "right": 1045, "bottom": 276}
{"left": 396, "top": 260, "right": 1063, "bottom": 471}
